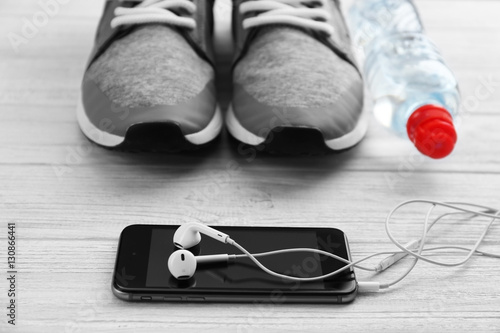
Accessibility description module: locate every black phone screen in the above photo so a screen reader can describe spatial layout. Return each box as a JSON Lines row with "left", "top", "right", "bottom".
{"left": 114, "top": 225, "right": 357, "bottom": 302}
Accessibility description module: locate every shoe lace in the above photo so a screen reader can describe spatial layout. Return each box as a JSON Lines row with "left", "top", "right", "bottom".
{"left": 110, "top": 0, "right": 197, "bottom": 30}
{"left": 240, "top": 0, "right": 334, "bottom": 36}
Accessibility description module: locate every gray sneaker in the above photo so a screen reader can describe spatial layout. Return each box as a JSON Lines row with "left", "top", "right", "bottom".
{"left": 77, "top": 0, "right": 222, "bottom": 152}
{"left": 227, "top": 0, "right": 368, "bottom": 154}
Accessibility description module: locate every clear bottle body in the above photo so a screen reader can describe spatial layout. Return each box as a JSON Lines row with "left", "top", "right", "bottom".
{"left": 348, "top": 0, "right": 460, "bottom": 136}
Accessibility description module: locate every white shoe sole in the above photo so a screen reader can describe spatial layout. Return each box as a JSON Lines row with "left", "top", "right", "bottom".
{"left": 76, "top": 96, "right": 223, "bottom": 148}
{"left": 225, "top": 94, "right": 370, "bottom": 151}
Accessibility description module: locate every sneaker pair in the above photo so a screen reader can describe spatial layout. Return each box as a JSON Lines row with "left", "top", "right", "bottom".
{"left": 77, "top": 0, "right": 368, "bottom": 154}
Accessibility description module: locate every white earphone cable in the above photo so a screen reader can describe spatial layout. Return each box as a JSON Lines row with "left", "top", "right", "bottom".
{"left": 227, "top": 238, "right": 405, "bottom": 282}
{"left": 222, "top": 200, "right": 500, "bottom": 290}
{"left": 378, "top": 200, "right": 500, "bottom": 289}
{"left": 232, "top": 248, "right": 377, "bottom": 272}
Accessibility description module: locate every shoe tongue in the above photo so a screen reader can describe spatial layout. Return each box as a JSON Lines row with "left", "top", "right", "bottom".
{"left": 185, "top": 0, "right": 215, "bottom": 64}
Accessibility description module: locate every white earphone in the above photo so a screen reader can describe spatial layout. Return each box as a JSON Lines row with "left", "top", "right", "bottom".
{"left": 167, "top": 200, "right": 500, "bottom": 292}
{"left": 167, "top": 249, "right": 233, "bottom": 280}
{"left": 173, "top": 222, "right": 230, "bottom": 249}
{"left": 168, "top": 223, "right": 233, "bottom": 280}
{"left": 168, "top": 222, "right": 363, "bottom": 281}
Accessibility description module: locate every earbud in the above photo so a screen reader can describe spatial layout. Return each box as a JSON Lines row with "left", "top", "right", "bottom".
{"left": 173, "top": 222, "right": 231, "bottom": 249}
{"left": 167, "top": 250, "right": 234, "bottom": 280}
{"left": 168, "top": 250, "right": 196, "bottom": 280}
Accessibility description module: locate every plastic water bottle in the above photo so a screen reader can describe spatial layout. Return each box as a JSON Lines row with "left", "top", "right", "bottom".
{"left": 348, "top": 0, "right": 460, "bottom": 159}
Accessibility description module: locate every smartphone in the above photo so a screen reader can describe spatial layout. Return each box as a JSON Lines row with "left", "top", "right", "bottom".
{"left": 112, "top": 225, "right": 357, "bottom": 304}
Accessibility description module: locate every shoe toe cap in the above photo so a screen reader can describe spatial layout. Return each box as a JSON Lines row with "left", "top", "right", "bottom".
{"left": 231, "top": 77, "right": 365, "bottom": 142}
{"left": 79, "top": 75, "right": 220, "bottom": 148}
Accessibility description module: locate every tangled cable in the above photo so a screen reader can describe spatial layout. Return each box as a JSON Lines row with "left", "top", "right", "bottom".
{"left": 221, "top": 200, "right": 500, "bottom": 291}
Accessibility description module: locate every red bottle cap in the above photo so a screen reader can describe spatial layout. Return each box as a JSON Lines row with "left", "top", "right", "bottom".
{"left": 406, "top": 104, "right": 457, "bottom": 159}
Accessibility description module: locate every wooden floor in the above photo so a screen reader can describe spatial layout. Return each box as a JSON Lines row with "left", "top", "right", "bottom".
{"left": 0, "top": 0, "right": 499, "bottom": 332}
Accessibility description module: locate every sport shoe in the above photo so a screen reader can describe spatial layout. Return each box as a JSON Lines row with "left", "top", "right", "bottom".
{"left": 77, "top": 0, "right": 222, "bottom": 152}
{"left": 227, "top": 0, "right": 368, "bottom": 154}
